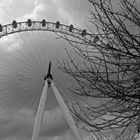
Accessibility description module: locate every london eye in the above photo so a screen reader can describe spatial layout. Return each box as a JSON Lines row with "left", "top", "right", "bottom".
{"left": 0, "top": 19, "right": 101, "bottom": 140}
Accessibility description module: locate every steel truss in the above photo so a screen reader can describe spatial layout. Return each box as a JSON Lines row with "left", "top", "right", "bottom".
{"left": 0, "top": 20, "right": 95, "bottom": 44}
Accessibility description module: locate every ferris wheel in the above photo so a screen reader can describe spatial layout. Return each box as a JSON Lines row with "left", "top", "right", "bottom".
{"left": 0, "top": 19, "right": 93, "bottom": 40}
{"left": 0, "top": 19, "right": 107, "bottom": 140}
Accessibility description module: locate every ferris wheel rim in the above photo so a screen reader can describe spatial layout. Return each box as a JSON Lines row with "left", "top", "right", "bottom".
{"left": 0, "top": 19, "right": 94, "bottom": 43}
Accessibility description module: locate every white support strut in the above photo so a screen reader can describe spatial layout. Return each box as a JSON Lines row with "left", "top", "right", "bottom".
{"left": 51, "top": 81, "right": 82, "bottom": 140}
{"left": 32, "top": 73, "right": 82, "bottom": 140}
{"left": 32, "top": 80, "right": 48, "bottom": 140}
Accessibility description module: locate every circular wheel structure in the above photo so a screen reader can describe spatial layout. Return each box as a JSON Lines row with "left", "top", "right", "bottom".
{"left": 0, "top": 19, "right": 93, "bottom": 42}
{"left": 0, "top": 19, "right": 97, "bottom": 140}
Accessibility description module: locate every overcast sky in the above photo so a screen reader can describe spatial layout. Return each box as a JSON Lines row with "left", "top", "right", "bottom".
{"left": 0, "top": 0, "right": 93, "bottom": 140}
{"left": 0, "top": 0, "right": 91, "bottom": 27}
{"left": 2, "top": 0, "right": 139, "bottom": 139}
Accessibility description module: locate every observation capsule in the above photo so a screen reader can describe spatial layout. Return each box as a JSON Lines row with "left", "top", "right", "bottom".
{"left": 42, "top": 19, "right": 46, "bottom": 27}
{"left": 82, "top": 29, "right": 86, "bottom": 37}
{"left": 12, "top": 20, "right": 17, "bottom": 28}
{"left": 56, "top": 21, "right": 60, "bottom": 29}
{"left": 0, "top": 24, "right": 2, "bottom": 32}
{"left": 27, "top": 19, "right": 32, "bottom": 27}
{"left": 69, "top": 24, "right": 73, "bottom": 32}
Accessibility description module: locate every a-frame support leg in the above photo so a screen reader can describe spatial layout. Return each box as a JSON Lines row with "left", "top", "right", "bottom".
{"left": 32, "top": 61, "right": 82, "bottom": 140}
{"left": 51, "top": 81, "right": 82, "bottom": 140}
{"left": 32, "top": 79, "right": 49, "bottom": 140}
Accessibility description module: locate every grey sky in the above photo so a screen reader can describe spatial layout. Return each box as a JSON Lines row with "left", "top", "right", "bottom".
{"left": 0, "top": 0, "right": 91, "bottom": 27}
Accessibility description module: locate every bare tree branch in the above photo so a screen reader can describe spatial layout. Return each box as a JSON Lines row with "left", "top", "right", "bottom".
{"left": 59, "top": 0, "right": 140, "bottom": 139}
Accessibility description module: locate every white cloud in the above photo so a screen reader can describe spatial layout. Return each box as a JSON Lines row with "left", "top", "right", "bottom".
{"left": 0, "top": 107, "right": 75, "bottom": 138}
{"left": 58, "top": 7, "right": 74, "bottom": 24}
{"left": 28, "top": 0, "right": 73, "bottom": 24}
{"left": 0, "top": 0, "right": 13, "bottom": 23}
{"left": 22, "top": 3, "right": 48, "bottom": 20}
{"left": 0, "top": 9, "right": 5, "bottom": 23}
{"left": 0, "top": 0, "right": 34, "bottom": 24}
{"left": 0, "top": 0, "right": 90, "bottom": 27}
{"left": 51, "top": 0, "right": 90, "bottom": 27}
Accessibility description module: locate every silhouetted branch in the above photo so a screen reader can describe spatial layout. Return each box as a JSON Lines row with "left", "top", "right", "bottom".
{"left": 60, "top": 0, "right": 140, "bottom": 139}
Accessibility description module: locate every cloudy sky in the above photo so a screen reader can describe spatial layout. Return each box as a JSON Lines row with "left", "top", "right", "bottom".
{"left": 2, "top": 0, "right": 139, "bottom": 139}
{"left": 0, "top": 0, "right": 91, "bottom": 27}
{"left": 0, "top": 0, "right": 93, "bottom": 140}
